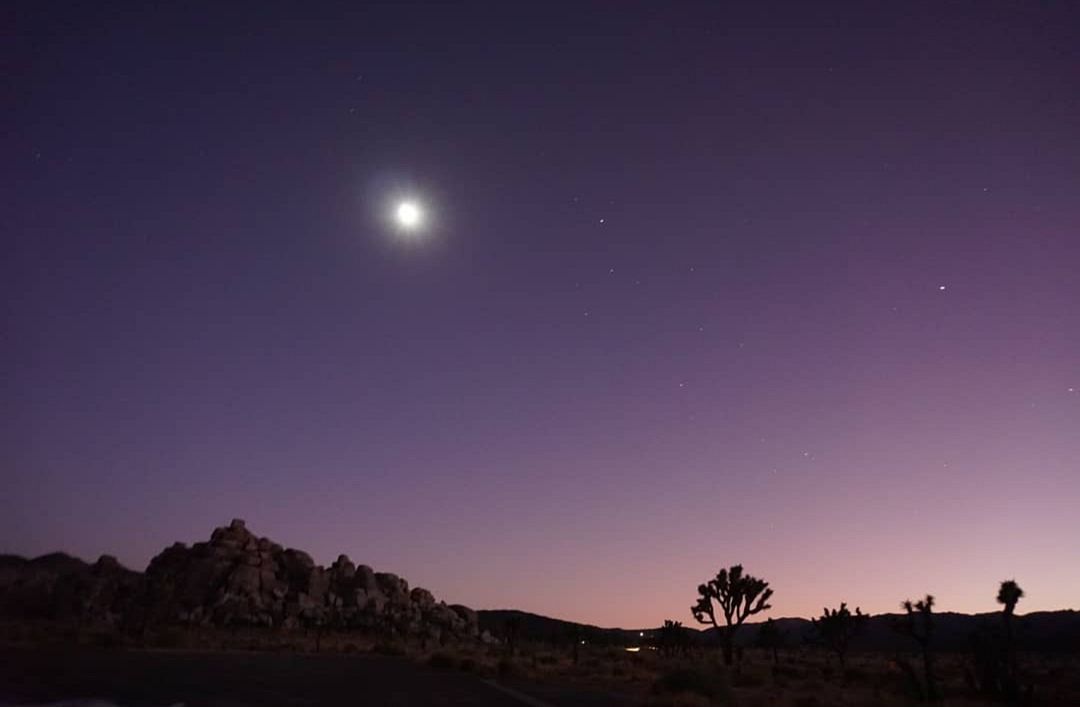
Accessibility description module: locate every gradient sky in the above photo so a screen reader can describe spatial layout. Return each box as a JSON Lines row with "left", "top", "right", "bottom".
{"left": 4, "top": 1, "right": 1079, "bottom": 628}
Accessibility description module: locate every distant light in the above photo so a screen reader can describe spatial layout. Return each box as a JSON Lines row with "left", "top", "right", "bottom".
{"left": 396, "top": 201, "right": 423, "bottom": 230}
{"left": 580, "top": 640, "right": 586, "bottom": 645}
{"left": 939, "top": 285, "right": 947, "bottom": 291}
{"left": 625, "top": 646, "right": 641, "bottom": 653}
{"left": 639, "top": 632, "right": 644, "bottom": 637}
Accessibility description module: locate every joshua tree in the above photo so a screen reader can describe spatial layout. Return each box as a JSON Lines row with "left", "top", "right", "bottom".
{"left": 894, "top": 595, "right": 938, "bottom": 701}
{"left": 659, "top": 619, "right": 687, "bottom": 657}
{"left": 997, "top": 579, "right": 1023, "bottom": 640}
{"left": 503, "top": 615, "right": 522, "bottom": 657}
{"left": 691, "top": 564, "right": 773, "bottom": 666}
{"left": 756, "top": 617, "right": 786, "bottom": 666}
{"left": 968, "top": 578, "right": 1027, "bottom": 701}
{"left": 811, "top": 603, "right": 867, "bottom": 675}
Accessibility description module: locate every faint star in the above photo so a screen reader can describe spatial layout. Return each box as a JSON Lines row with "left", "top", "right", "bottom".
{"left": 599, "top": 218, "right": 605, "bottom": 224}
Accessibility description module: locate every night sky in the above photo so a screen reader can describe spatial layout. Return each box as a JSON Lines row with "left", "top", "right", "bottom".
{"left": 4, "top": 2, "right": 1079, "bottom": 627}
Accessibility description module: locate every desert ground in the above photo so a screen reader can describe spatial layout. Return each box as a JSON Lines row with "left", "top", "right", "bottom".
{"left": 2, "top": 626, "right": 1078, "bottom": 707}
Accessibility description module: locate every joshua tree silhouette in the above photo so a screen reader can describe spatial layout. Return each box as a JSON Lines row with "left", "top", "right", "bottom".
{"left": 894, "top": 594, "right": 939, "bottom": 701}
{"left": 997, "top": 579, "right": 1024, "bottom": 639}
{"left": 811, "top": 602, "right": 868, "bottom": 675}
{"left": 691, "top": 564, "right": 773, "bottom": 666}
{"left": 755, "top": 617, "right": 786, "bottom": 666}
{"left": 659, "top": 619, "right": 687, "bottom": 656}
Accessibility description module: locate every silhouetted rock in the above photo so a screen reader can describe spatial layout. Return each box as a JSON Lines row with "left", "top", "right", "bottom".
{"left": 0, "top": 519, "right": 480, "bottom": 644}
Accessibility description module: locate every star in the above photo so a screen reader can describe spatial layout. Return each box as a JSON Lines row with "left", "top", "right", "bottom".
{"left": 394, "top": 200, "right": 423, "bottom": 230}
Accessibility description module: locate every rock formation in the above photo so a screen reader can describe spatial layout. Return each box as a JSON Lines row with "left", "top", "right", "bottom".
{"left": 0, "top": 519, "right": 479, "bottom": 643}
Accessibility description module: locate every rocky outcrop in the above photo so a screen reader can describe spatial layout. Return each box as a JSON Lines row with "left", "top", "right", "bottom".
{"left": 0, "top": 552, "right": 141, "bottom": 624}
{"left": 0, "top": 519, "right": 479, "bottom": 644}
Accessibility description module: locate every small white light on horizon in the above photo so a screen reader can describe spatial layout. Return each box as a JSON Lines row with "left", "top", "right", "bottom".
{"left": 939, "top": 285, "right": 947, "bottom": 291}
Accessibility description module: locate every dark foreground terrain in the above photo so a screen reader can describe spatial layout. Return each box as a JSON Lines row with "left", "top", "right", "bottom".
{"left": 0, "top": 648, "right": 617, "bottom": 707}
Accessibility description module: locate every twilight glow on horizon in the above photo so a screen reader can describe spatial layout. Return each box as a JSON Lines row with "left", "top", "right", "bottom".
{"left": 4, "top": 2, "right": 1078, "bottom": 628}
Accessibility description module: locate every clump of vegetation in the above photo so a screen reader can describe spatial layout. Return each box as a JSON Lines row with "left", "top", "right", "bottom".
{"left": 653, "top": 665, "right": 736, "bottom": 705}
{"left": 811, "top": 602, "right": 868, "bottom": 676}
{"left": 755, "top": 617, "right": 786, "bottom": 667}
{"left": 497, "top": 656, "right": 523, "bottom": 678}
{"left": 691, "top": 564, "right": 773, "bottom": 666}
{"left": 967, "top": 579, "right": 1032, "bottom": 703}
{"left": 893, "top": 594, "right": 939, "bottom": 701}
{"left": 659, "top": 619, "right": 690, "bottom": 657}
{"left": 372, "top": 638, "right": 407, "bottom": 657}
{"left": 427, "top": 650, "right": 459, "bottom": 669}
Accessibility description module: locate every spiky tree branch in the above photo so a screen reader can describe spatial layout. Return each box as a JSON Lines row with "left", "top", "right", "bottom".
{"left": 691, "top": 564, "right": 773, "bottom": 666}
{"left": 811, "top": 602, "right": 867, "bottom": 674}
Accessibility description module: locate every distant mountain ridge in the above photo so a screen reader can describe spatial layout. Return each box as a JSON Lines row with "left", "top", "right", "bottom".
{"left": 477, "top": 609, "right": 1080, "bottom": 653}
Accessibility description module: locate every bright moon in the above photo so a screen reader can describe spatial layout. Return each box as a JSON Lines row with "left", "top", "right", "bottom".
{"left": 396, "top": 201, "right": 423, "bottom": 230}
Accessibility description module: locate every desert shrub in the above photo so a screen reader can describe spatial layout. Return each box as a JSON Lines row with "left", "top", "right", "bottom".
{"left": 732, "top": 669, "right": 766, "bottom": 688}
{"left": 372, "top": 639, "right": 407, "bottom": 656}
{"left": 154, "top": 626, "right": 186, "bottom": 648}
{"left": 642, "top": 693, "right": 713, "bottom": 707}
{"left": 773, "top": 662, "right": 806, "bottom": 680}
{"left": 653, "top": 666, "right": 736, "bottom": 704}
{"left": 497, "top": 657, "right": 522, "bottom": 678}
{"left": 90, "top": 630, "right": 123, "bottom": 649}
{"left": 843, "top": 665, "right": 869, "bottom": 684}
{"left": 428, "top": 651, "right": 459, "bottom": 669}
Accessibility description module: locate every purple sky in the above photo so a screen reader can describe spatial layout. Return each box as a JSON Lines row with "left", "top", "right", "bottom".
{"left": 4, "top": 1, "right": 1078, "bottom": 627}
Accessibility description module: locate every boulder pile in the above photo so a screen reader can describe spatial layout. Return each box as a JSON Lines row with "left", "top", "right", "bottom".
{"left": 0, "top": 519, "right": 479, "bottom": 643}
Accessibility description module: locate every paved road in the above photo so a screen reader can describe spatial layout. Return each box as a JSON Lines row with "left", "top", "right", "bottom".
{"left": 0, "top": 649, "right": 628, "bottom": 707}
